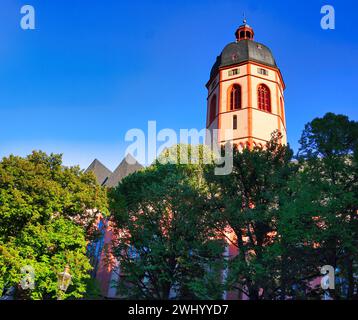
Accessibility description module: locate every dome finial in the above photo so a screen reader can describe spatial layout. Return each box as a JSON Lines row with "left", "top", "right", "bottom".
{"left": 235, "top": 14, "right": 254, "bottom": 41}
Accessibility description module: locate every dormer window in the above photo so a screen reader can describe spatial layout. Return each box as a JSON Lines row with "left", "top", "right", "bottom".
{"left": 258, "top": 68, "right": 269, "bottom": 76}
{"left": 228, "top": 69, "right": 239, "bottom": 76}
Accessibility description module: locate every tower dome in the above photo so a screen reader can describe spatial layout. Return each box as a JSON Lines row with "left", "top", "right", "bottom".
{"left": 210, "top": 40, "right": 277, "bottom": 79}
{"left": 210, "top": 20, "right": 277, "bottom": 79}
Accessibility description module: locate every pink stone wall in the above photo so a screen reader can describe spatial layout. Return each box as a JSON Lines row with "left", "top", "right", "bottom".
{"left": 90, "top": 215, "right": 118, "bottom": 298}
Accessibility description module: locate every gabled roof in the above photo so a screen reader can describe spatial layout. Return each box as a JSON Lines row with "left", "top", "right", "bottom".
{"left": 85, "top": 159, "right": 112, "bottom": 186}
{"left": 104, "top": 154, "right": 143, "bottom": 188}
{"left": 85, "top": 154, "right": 143, "bottom": 189}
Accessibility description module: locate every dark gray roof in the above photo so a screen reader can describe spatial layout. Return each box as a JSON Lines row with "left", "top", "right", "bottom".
{"left": 210, "top": 39, "right": 277, "bottom": 79}
{"left": 85, "top": 159, "right": 112, "bottom": 186}
{"left": 104, "top": 154, "right": 143, "bottom": 188}
{"left": 86, "top": 154, "right": 143, "bottom": 188}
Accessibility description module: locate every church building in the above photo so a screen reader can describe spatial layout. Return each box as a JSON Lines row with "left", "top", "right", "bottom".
{"left": 86, "top": 20, "right": 288, "bottom": 299}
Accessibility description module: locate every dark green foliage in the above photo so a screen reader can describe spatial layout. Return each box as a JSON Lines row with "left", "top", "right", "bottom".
{"left": 109, "top": 145, "right": 224, "bottom": 299}
{"left": 109, "top": 113, "right": 357, "bottom": 300}
{"left": 205, "top": 131, "right": 298, "bottom": 299}
{"left": 296, "top": 113, "right": 358, "bottom": 299}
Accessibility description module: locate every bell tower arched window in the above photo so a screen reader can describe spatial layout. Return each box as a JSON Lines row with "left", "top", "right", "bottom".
{"left": 209, "top": 95, "right": 217, "bottom": 124}
{"left": 229, "top": 84, "right": 241, "bottom": 111}
{"left": 257, "top": 84, "right": 271, "bottom": 112}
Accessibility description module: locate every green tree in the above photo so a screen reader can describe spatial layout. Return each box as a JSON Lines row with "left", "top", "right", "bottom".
{"left": 296, "top": 113, "right": 358, "bottom": 299}
{"left": 205, "top": 132, "right": 301, "bottom": 299}
{"left": 109, "top": 145, "right": 224, "bottom": 299}
{"left": 0, "top": 151, "right": 108, "bottom": 299}
{"left": 0, "top": 218, "right": 91, "bottom": 300}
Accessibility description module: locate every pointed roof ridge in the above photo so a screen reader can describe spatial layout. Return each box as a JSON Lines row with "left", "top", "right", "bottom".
{"left": 85, "top": 159, "right": 112, "bottom": 186}
{"left": 87, "top": 158, "right": 104, "bottom": 167}
{"left": 122, "top": 153, "right": 141, "bottom": 165}
{"left": 104, "top": 154, "right": 143, "bottom": 188}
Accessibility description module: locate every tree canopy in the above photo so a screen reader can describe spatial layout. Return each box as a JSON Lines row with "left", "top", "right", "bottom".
{"left": 295, "top": 113, "right": 358, "bottom": 299}
{"left": 1, "top": 112, "right": 356, "bottom": 300}
{"left": 109, "top": 145, "right": 225, "bottom": 299}
{"left": 108, "top": 113, "right": 357, "bottom": 300}
{"left": 0, "top": 151, "right": 108, "bottom": 299}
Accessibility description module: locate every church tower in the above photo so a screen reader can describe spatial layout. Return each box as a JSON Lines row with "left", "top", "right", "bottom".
{"left": 206, "top": 20, "right": 287, "bottom": 149}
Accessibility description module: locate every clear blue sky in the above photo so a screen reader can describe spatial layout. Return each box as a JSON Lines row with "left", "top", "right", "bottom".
{"left": 0, "top": 0, "right": 357, "bottom": 170}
